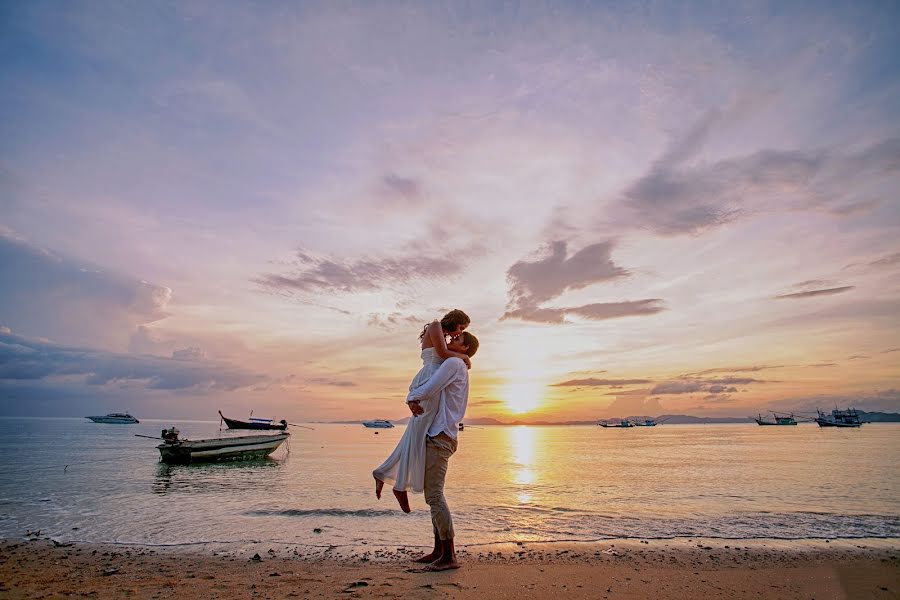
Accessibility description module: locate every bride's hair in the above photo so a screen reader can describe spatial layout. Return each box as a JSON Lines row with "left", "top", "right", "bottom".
{"left": 419, "top": 309, "right": 471, "bottom": 341}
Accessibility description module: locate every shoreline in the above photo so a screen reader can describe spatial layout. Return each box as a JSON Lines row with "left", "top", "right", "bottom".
{"left": 3, "top": 537, "right": 898, "bottom": 599}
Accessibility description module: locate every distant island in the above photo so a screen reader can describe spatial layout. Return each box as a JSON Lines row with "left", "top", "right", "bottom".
{"left": 323, "top": 410, "right": 900, "bottom": 425}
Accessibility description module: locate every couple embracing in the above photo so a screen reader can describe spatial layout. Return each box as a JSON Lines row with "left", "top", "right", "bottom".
{"left": 372, "top": 309, "right": 479, "bottom": 571}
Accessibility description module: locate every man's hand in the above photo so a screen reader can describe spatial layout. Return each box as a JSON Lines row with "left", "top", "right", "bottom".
{"left": 408, "top": 400, "right": 424, "bottom": 416}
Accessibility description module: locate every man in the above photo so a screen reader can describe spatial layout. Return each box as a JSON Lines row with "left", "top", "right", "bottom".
{"left": 406, "top": 331, "right": 479, "bottom": 571}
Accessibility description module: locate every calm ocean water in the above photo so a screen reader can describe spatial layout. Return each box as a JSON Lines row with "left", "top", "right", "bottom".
{"left": 0, "top": 418, "right": 897, "bottom": 550}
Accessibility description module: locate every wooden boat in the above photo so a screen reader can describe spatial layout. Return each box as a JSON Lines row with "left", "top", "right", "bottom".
{"left": 362, "top": 419, "right": 394, "bottom": 428}
{"left": 815, "top": 408, "right": 862, "bottom": 428}
{"left": 218, "top": 410, "right": 287, "bottom": 431}
{"left": 156, "top": 427, "right": 289, "bottom": 464}
{"left": 599, "top": 419, "right": 634, "bottom": 428}
{"left": 86, "top": 412, "right": 139, "bottom": 424}
{"left": 753, "top": 412, "right": 798, "bottom": 426}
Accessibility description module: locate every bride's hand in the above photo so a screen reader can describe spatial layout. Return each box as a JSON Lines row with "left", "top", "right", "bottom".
{"left": 462, "top": 356, "right": 471, "bottom": 369}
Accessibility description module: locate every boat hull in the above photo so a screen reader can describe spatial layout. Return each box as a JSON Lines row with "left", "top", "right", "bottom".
{"left": 815, "top": 420, "right": 861, "bottom": 428}
{"left": 86, "top": 415, "right": 139, "bottom": 424}
{"left": 362, "top": 421, "right": 394, "bottom": 428}
{"left": 219, "top": 412, "right": 287, "bottom": 431}
{"left": 157, "top": 433, "right": 289, "bottom": 464}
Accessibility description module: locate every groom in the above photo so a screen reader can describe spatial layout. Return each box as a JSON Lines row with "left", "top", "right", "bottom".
{"left": 406, "top": 331, "right": 479, "bottom": 571}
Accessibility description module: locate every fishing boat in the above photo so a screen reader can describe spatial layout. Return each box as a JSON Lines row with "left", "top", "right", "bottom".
{"left": 815, "top": 408, "right": 863, "bottom": 428}
{"left": 86, "top": 412, "right": 139, "bottom": 424}
{"left": 218, "top": 410, "right": 287, "bottom": 431}
{"left": 632, "top": 418, "right": 659, "bottom": 426}
{"left": 599, "top": 419, "right": 634, "bottom": 428}
{"left": 753, "top": 412, "right": 798, "bottom": 426}
{"left": 155, "top": 427, "right": 289, "bottom": 464}
{"left": 362, "top": 419, "right": 395, "bottom": 428}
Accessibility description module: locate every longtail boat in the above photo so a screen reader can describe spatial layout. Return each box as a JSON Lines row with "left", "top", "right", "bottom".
{"left": 218, "top": 410, "right": 287, "bottom": 431}
{"left": 155, "top": 427, "right": 289, "bottom": 464}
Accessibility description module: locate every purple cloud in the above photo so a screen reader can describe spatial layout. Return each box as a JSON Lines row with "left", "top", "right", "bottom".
{"left": 502, "top": 240, "right": 665, "bottom": 323}
{"left": 255, "top": 249, "right": 463, "bottom": 294}
{"left": 775, "top": 286, "right": 854, "bottom": 299}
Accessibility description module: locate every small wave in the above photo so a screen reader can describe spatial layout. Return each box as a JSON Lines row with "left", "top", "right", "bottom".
{"left": 246, "top": 508, "right": 396, "bottom": 518}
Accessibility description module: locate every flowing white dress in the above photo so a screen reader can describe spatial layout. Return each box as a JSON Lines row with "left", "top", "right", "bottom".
{"left": 372, "top": 347, "right": 444, "bottom": 493}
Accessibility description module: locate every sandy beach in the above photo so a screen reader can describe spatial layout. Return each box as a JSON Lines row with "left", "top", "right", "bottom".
{"left": 2, "top": 538, "right": 897, "bottom": 599}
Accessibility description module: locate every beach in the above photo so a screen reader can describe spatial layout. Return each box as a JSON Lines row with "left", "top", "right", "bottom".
{"left": 2, "top": 538, "right": 898, "bottom": 599}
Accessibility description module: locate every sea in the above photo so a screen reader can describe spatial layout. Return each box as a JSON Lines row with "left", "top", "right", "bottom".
{"left": 0, "top": 418, "right": 897, "bottom": 553}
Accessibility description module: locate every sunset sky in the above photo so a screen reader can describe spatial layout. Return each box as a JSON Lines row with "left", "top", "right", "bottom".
{"left": 2, "top": 2, "right": 898, "bottom": 422}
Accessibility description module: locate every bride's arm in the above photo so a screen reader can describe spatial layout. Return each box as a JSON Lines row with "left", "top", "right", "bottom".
{"left": 425, "top": 321, "right": 471, "bottom": 368}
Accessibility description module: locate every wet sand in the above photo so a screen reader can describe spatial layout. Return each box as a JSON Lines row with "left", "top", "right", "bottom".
{"left": 1, "top": 538, "right": 898, "bottom": 599}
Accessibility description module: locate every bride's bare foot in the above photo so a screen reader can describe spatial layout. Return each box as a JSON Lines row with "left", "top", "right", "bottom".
{"left": 393, "top": 488, "right": 411, "bottom": 513}
{"left": 374, "top": 476, "right": 384, "bottom": 499}
{"left": 413, "top": 551, "right": 441, "bottom": 563}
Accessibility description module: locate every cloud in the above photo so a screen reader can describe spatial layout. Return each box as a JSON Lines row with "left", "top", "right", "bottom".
{"left": 172, "top": 346, "right": 206, "bottom": 361}
{"left": 617, "top": 107, "right": 900, "bottom": 236}
{"left": 254, "top": 248, "right": 465, "bottom": 295}
{"left": 0, "top": 230, "right": 171, "bottom": 350}
{"left": 503, "top": 299, "right": 666, "bottom": 324}
{"left": 650, "top": 377, "right": 765, "bottom": 394}
{"left": 690, "top": 365, "right": 785, "bottom": 375}
{"left": 867, "top": 252, "right": 900, "bottom": 269}
{"left": 306, "top": 377, "right": 357, "bottom": 387}
{"left": 367, "top": 312, "right": 424, "bottom": 330}
{"left": 649, "top": 381, "right": 708, "bottom": 395}
{"left": 376, "top": 174, "right": 425, "bottom": 210}
{"left": 551, "top": 378, "right": 652, "bottom": 387}
{"left": 0, "top": 329, "right": 265, "bottom": 392}
{"left": 502, "top": 240, "right": 665, "bottom": 323}
{"left": 775, "top": 286, "right": 854, "bottom": 299}
{"left": 792, "top": 279, "right": 835, "bottom": 289}
{"left": 506, "top": 241, "right": 629, "bottom": 307}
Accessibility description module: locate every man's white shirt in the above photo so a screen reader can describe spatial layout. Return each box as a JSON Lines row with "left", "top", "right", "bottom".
{"left": 406, "top": 357, "right": 469, "bottom": 440}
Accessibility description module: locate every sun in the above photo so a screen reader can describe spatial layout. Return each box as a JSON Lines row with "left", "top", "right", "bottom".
{"left": 500, "top": 381, "right": 544, "bottom": 414}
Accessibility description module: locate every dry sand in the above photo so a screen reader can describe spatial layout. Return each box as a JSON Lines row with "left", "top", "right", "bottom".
{"left": 2, "top": 537, "right": 898, "bottom": 599}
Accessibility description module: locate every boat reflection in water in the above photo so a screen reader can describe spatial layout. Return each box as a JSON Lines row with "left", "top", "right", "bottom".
{"left": 153, "top": 458, "right": 283, "bottom": 496}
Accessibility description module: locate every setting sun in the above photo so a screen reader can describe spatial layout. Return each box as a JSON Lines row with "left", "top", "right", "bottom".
{"left": 500, "top": 381, "right": 545, "bottom": 414}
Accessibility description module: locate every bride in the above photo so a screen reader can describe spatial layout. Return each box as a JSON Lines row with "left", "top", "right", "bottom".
{"left": 372, "top": 309, "right": 473, "bottom": 512}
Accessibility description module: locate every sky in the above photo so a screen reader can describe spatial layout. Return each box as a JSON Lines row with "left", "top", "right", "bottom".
{"left": 1, "top": 1, "right": 899, "bottom": 422}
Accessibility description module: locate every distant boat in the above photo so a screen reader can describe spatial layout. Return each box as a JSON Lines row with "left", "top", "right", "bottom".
{"left": 362, "top": 419, "right": 394, "bottom": 428}
{"left": 458, "top": 422, "right": 465, "bottom": 431}
{"left": 155, "top": 427, "right": 289, "bottom": 464}
{"left": 86, "top": 412, "right": 139, "bottom": 424}
{"left": 599, "top": 419, "right": 634, "bottom": 428}
{"left": 218, "top": 410, "right": 287, "bottom": 431}
{"left": 753, "top": 412, "right": 798, "bottom": 426}
{"left": 815, "top": 408, "right": 863, "bottom": 428}
{"left": 632, "top": 418, "right": 659, "bottom": 427}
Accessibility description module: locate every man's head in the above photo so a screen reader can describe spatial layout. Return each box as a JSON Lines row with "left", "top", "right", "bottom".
{"left": 448, "top": 331, "right": 479, "bottom": 357}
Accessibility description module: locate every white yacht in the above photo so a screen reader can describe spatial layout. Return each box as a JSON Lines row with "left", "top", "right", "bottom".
{"left": 86, "top": 412, "right": 140, "bottom": 424}
{"left": 362, "top": 419, "right": 395, "bottom": 428}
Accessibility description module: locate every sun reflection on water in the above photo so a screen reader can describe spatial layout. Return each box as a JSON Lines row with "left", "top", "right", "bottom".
{"left": 508, "top": 426, "right": 538, "bottom": 503}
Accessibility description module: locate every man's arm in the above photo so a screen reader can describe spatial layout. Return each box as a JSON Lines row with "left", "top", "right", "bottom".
{"left": 407, "top": 357, "right": 466, "bottom": 403}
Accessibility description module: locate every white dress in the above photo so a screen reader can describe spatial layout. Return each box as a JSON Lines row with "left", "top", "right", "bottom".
{"left": 372, "top": 348, "right": 444, "bottom": 493}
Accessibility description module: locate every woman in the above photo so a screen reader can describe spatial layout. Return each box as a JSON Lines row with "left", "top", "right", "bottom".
{"left": 373, "top": 309, "right": 472, "bottom": 512}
